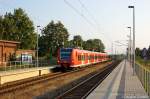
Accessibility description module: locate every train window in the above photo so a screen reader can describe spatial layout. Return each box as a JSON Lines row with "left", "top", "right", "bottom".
{"left": 60, "top": 48, "right": 72, "bottom": 59}
{"left": 81, "top": 55, "right": 85, "bottom": 61}
{"left": 86, "top": 55, "right": 88, "bottom": 60}
{"left": 83, "top": 55, "right": 84, "bottom": 60}
{"left": 80, "top": 55, "right": 81, "bottom": 61}
{"left": 88, "top": 56, "right": 90, "bottom": 60}
{"left": 78, "top": 55, "right": 80, "bottom": 61}
{"left": 78, "top": 55, "right": 82, "bottom": 61}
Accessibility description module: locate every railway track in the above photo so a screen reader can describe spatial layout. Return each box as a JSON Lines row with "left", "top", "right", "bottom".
{"left": 0, "top": 61, "right": 110, "bottom": 94}
{"left": 0, "top": 69, "right": 83, "bottom": 94}
{"left": 56, "top": 61, "right": 120, "bottom": 99}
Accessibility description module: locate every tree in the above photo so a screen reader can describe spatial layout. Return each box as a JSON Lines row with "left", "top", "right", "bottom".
{"left": 39, "top": 21, "right": 69, "bottom": 57}
{"left": 83, "top": 39, "right": 105, "bottom": 52}
{"left": 135, "top": 47, "right": 141, "bottom": 57}
{"left": 72, "top": 35, "right": 83, "bottom": 48}
{"left": 93, "top": 39, "right": 105, "bottom": 52}
{"left": 83, "top": 39, "right": 93, "bottom": 51}
{"left": 146, "top": 46, "right": 150, "bottom": 59}
{"left": 0, "top": 16, "right": 4, "bottom": 39}
{"left": 141, "top": 48, "right": 148, "bottom": 59}
{"left": 12, "top": 8, "right": 36, "bottom": 49}
{"left": 0, "top": 8, "right": 36, "bottom": 49}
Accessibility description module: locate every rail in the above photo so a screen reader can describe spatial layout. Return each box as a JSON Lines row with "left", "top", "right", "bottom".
{"left": 56, "top": 61, "right": 120, "bottom": 99}
{"left": 0, "top": 62, "right": 100, "bottom": 94}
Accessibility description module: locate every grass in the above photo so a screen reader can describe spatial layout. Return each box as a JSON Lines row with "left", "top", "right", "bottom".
{"left": 135, "top": 57, "right": 150, "bottom": 96}
{"left": 136, "top": 56, "right": 150, "bottom": 71}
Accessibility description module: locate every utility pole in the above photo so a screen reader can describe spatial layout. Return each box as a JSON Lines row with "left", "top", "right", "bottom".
{"left": 128, "top": 5, "right": 135, "bottom": 75}
{"left": 127, "top": 27, "right": 132, "bottom": 66}
{"left": 37, "top": 25, "right": 40, "bottom": 67}
{"left": 112, "top": 42, "right": 114, "bottom": 60}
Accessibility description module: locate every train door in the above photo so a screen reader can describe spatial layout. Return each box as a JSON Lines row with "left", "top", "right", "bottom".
{"left": 84, "top": 52, "right": 87, "bottom": 65}
{"left": 81, "top": 52, "right": 84, "bottom": 65}
{"left": 88, "top": 53, "right": 89, "bottom": 64}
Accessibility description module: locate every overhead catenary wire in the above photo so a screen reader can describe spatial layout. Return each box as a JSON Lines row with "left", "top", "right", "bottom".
{"left": 77, "top": 0, "right": 112, "bottom": 43}
{"left": 64, "top": 0, "right": 95, "bottom": 28}
{"left": 64, "top": 0, "right": 113, "bottom": 52}
{"left": 78, "top": 0, "right": 99, "bottom": 27}
{"left": 64, "top": 0, "right": 98, "bottom": 38}
{"left": 76, "top": 0, "right": 127, "bottom": 54}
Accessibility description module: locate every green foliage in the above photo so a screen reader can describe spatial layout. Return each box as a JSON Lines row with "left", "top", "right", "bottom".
{"left": 0, "top": 8, "right": 106, "bottom": 59}
{"left": 66, "top": 35, "right": 105, "bottom": 52}
{"left": 0, "top": 8, "right": 36, "bottom": 49}
{"left": 136, "top": 56, "right": 150, "bottom": 70}
{"left": 39, "top": 21, "right": 69, "bottom": 57}
{"left": 135, "top": 47, "right": 141, "bottom": 57}
{"left": 72, "top": 35, "right": 83, "bottom": 47}
{"left": 147, "top": 46, "right": 150, "bottom": 59}
{"left": 83, "top": 39, "right": 105, "bottom": 52}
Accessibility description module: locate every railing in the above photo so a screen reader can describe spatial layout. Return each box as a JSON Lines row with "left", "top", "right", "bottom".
{"left": 0, "top": 60, "right": 56, "bottom": 72}
{"left": 135, "top": 63, "right": 150, "bottom": 96}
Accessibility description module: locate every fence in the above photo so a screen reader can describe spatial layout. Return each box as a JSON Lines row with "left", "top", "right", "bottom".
{"left": 135, "top": 63, "right": 150, "bottom": 96}
{"left": 0, "top": 60, "right": 55, "bottom": 72}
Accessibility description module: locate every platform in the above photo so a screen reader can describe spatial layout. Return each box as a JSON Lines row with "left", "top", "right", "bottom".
{"left": 87, "top": 60, "right": 149, "bottom": 99}
{"left": 0, "top": 65, "right": 58, "bottom": 84}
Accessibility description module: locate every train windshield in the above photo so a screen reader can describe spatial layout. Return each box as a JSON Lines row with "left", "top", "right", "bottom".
{"left": 60, "top": 48, "right": 72, "bottom": 60}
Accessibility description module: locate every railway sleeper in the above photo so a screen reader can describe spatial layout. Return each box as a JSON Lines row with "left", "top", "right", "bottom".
{"left": 36, "top": 60, "right": 121, "bottom": 99}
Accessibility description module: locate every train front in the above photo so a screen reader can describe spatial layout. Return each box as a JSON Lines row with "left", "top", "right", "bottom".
{"left": 57, "top": 48, "right": 73, "bottom": 68}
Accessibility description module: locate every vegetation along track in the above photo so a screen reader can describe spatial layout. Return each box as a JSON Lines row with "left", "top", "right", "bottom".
{"left": 0, "top": 61, "right": 110, "bottom": 95}
{"left": 56, "top": 61, "right": 120, "bottom": 99}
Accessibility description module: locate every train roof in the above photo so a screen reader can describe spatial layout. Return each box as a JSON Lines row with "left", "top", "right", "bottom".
{"left": 60, "top": 48, "right": 107, "bottom": 55}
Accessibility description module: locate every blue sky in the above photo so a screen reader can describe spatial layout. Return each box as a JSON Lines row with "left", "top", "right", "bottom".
{"left": 0, "top": 0, "right": 150, "bottom": 54}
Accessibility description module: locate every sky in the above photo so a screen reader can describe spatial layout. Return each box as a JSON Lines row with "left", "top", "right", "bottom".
{"left": 0, "top": 0, "right": 150, "bottom": 54}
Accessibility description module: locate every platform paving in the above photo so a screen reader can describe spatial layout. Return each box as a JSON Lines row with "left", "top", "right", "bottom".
{"left": 87, "top": 60, "right": 149, "bottom": 99}
{"left": 0, "top": 65, "right": 58, "bottom": 84}
{"left": 0, "top": 66, "right": 57, "bottom": 76}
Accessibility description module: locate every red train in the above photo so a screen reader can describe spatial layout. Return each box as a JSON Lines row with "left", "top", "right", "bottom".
{"left": 57, "top": 48, "right": 109, "bottom": 68}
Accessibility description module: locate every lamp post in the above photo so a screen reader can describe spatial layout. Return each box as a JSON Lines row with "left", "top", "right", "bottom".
{"left": 127, "top": 27, "right": 132, "bottom": 66}
{"left": 37, "top": 25, "right": 40, "bottom": 67}
{"left": 128, "top": 5, "right": 135, "bottom": 75}
{"left": 126, "top": 38, "right": 130, "bottom": 61}
{"left": 112, "top": 42, "right": 114, "bottom": 60}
